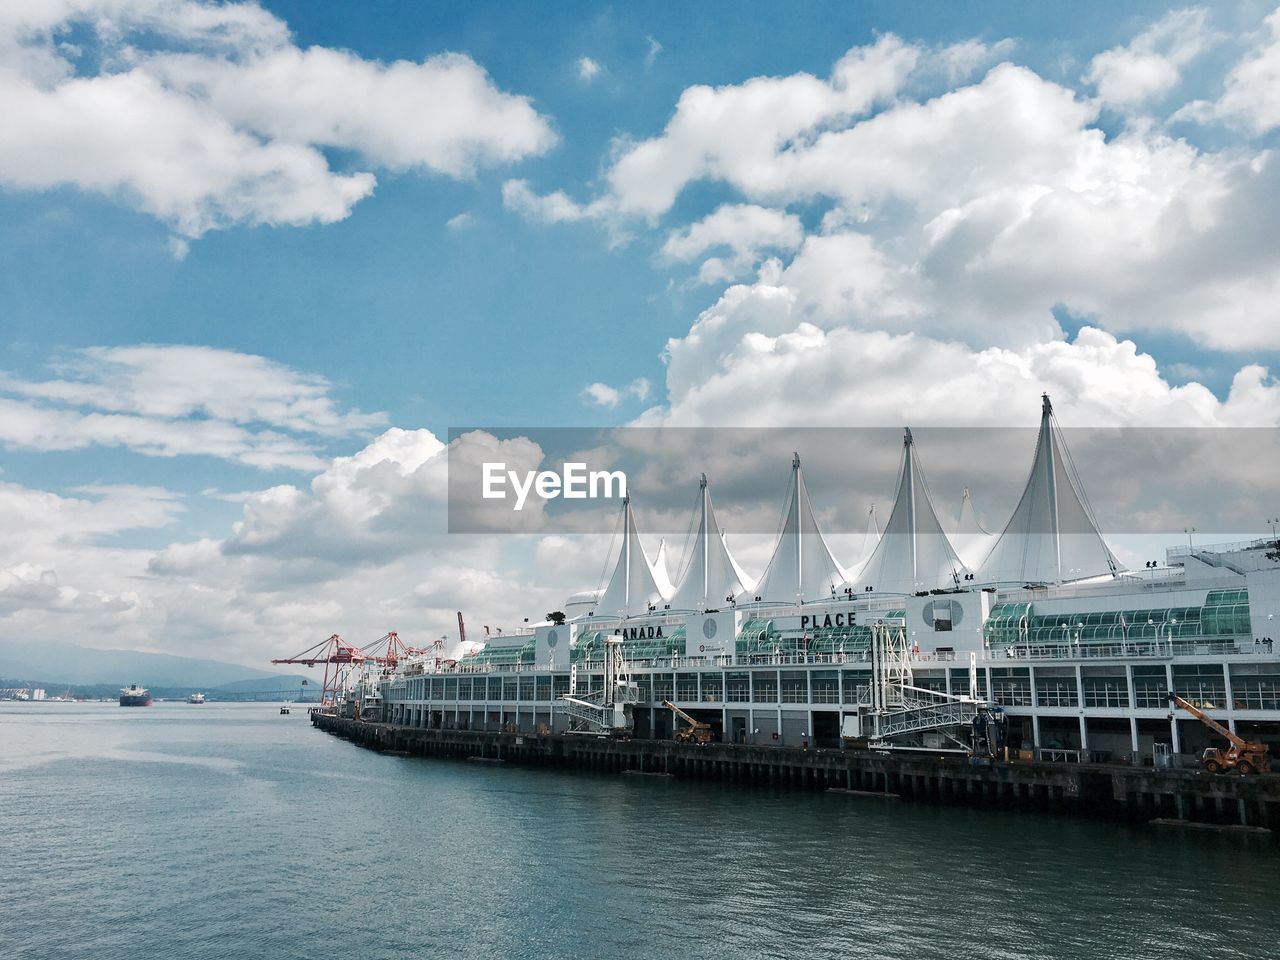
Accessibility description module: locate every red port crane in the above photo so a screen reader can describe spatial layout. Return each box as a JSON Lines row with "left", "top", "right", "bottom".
{"left": 360, "top": 631, "right": 419, "bottom": 667}
{"left": 272, "top": 634, "right": 366, "bottom": 713}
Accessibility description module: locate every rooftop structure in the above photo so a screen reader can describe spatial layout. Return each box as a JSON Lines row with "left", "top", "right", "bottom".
{"left": 668, "top": 474, "right": 754, "bottom": 612}
{"left": 849, "top": 428, "right": 968, "bottom": 596}
{"left": 746, "top": 454, "right": 846, "bottom": 605}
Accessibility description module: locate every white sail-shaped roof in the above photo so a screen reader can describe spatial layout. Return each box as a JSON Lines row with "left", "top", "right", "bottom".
{"left": 979, "top": 395, "right": 1121, "bottom": 585}
{"left": 593, "top": 497, "right": 671, "bottom": 618}
{"left": 669, "top": 474, "right": 755, "bottom": 611}
{"left": 952, "top": 487, "right": 998, "bottom": 571}
{"left": 849, "top": 428, "right": 968, "bottom": 594}
{"left": 744, "top": 454, "right": 846, "bottom": 604}
{"left": 654, "top": 538, "right": 675, "bottom": 595}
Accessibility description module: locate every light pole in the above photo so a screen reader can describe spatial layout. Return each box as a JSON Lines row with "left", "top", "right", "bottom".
{"left": 1184, "top": 527, "right": 1195, "bottom": 551}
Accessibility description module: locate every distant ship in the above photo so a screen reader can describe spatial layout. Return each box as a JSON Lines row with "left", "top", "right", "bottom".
{"left": 119, "top": 684, "right": 153, "bottom": 707}
{"left": 187, "top": 692, "right": 206, "bottom": 704}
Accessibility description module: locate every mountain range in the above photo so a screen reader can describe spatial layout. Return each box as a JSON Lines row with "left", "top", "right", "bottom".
{"left": 0, "top": 639, "right": 295, "bottom": 688}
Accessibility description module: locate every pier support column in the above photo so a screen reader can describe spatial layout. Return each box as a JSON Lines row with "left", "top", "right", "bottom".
{"left": 1129, "top": 718, "right": 1140, "bottom": 763}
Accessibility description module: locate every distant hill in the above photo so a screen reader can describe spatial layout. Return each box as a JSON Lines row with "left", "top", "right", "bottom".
{"left": 0, "top": 639, "right": 290, "bottom": 688}
{"left": 213, "top": 675, "right": 314, "bottom": 695}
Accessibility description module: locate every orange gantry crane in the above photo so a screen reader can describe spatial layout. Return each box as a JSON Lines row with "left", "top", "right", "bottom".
{"left": 1170, "top": 694, "right": 1270, "bottom": 775}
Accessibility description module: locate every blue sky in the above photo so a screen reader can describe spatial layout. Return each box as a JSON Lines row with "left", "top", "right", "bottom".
{"left": 2, "top": 1, "right": 1279, "bottom": 663}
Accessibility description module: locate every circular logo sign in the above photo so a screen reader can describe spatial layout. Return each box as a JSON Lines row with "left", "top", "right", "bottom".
{"left": 921, "top": 599, "right": 964, "bottom": 630}
{"left": 702, "top": 617, "right": 718, "bottom": 640}
{"left": 546, "top": 628, "right": 559, "bottom": 648}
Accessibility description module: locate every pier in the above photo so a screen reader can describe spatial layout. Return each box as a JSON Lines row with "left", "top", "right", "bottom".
{"left": 312, "top": 713, "right": 1280, "bottom": 832}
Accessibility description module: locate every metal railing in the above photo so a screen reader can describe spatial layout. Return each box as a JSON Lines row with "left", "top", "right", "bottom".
{"left": 986, "top": 639, "right": 1259, "bottom": 661}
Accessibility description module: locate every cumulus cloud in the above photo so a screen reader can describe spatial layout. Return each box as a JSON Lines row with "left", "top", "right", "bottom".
{"left": 577, "top": 56, "right": 602, "bottom": 82}
{"left": 0, "top": 0, "right": 555, "bottom": 239}
{"left": 654, "top": 290, "right": 1280, "bottom": 429}
{"left": 515, "top": 19, "right": 1280, "bottom": 352}
{"left": 662, "top": 204, "right": 804, "bottom": 282}
{"left": 0, "top": 345, "right": 385, "bottom": 469}
{"left": 501, "top": 178, "right": 599, "bottom": 223}
{"left": 1176, "top": 6, "right": 1280, "bottom": 134}
{"left": 1085, "top": 7, "right": 1213, "bottom": 107}
{"left": 582, "top": 378, "right": 652, "bottom": 408}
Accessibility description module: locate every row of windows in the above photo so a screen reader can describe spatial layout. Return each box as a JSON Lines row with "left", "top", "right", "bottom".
{"left": 391, "top": 666, "right": 1274, "bottom": 711}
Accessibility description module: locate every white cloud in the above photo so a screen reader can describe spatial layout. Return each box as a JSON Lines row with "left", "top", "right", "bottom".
{"left": 577, "top": 56, "right": 602, "bottom": 82}
{"left": 1176, "top": 7, "right": 1280, "bottom": 134}
{"left": 604, "top": 34, "right": 921, "bottom": 219}
{"left": 1085, "top": 7, "right": 1213, "bottom": 107}
{"left": 662, "top": 204, "right": 804, "bottom": 282}
{"left": 0, "top": 345, "right": 385, "bottom": 469}
{"left": 445, "top": 211, "right": 476, "bottom": 230}
{"left": 650, "top": 264, "right": 1280, "bottom": 430}
{"left": 936, "top": 37, "right": 1017, "bottom": 84}
{"left": 501, "top": 178, "right": 599, "bottom": 223}
{"left": 0, "top": 0, "right": 555, "bottom": 239}
{"left": 520, "top": 23, "right": 1280, "bottom": 352}
{"left": 645, "top": 36, "right": 663, "bottom": 68}
{"left": 583, "top": 378, "right": 652, "bottom": 408}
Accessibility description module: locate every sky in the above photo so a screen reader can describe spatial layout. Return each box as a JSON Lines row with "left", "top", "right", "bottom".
{"left": 2, "top": 0, "right": 1280, "bottom": 668}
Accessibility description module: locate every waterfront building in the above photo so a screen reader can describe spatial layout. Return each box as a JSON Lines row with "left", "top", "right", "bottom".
{"left": 380, "top": 397, "right": 1280, "bottom": 764}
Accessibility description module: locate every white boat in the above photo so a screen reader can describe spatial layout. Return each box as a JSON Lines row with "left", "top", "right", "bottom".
{"left": 187, "top": 692, "right": 206, "bottom": 704}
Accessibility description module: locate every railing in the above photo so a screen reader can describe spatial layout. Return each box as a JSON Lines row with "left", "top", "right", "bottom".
{"left": 986, "top": 639, "right": 1259, "bottom": 661}
{"left": 875, "top": 697, "right": 975, "bottom": 740}
{"left": 1167, "top": 538, "right": 1274, "bottom": 558}
{"left": 996, "top": 572, "right": 1241, "bottom": 605}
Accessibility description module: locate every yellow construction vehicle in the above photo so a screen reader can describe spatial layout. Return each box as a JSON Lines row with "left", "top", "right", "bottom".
{"left": 662, "top": 700, "right": 713, "bottom": 744}
{"left": 1170, "top": 694, "right": 1270, "bottom": 775}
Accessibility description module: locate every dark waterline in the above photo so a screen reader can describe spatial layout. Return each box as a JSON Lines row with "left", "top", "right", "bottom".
{"left": 2, "top": 702, "right": 1277, "bottom": 960}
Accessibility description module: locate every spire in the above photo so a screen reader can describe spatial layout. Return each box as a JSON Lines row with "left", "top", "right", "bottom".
{"left": 850, "top": 428, "right": 968, "bottom": 594}
{"left": 745, "top": 454, "right": 846, "bottom": 604}
{"left": 669, "top": 474, "right": 754, "bottom": 611}
{"left": 979, "top": 394, "right": 1121, "bottom": 584}
{"left": 593, "top": 496, "right": 671, "bottom": 618}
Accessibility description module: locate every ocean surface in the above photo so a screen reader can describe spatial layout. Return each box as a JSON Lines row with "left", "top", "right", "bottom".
{"left": 2, "top": 701, "right": 1278, "bottom": 960}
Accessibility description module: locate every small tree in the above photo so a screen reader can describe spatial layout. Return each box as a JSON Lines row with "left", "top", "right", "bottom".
{"left": 546, "top": 610, "right": 567, "bottom": 625}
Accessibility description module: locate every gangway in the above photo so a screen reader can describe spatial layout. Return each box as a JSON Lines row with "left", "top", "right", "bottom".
{"left": 559, "top": 636, "right": 638, "bottom": 737}
{"left": 842, "top": 621, "right": 986, "bottom": 751}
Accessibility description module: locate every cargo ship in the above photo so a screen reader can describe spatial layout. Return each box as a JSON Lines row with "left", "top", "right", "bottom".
{"left": 119, "top": 684, "right": 152, "bottom": 707}
{"left": 345, "top": 395, "right": 1280, "bottom": 767}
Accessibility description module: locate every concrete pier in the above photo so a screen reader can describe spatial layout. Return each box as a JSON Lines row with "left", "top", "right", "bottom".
{"left": 312, "top": 713, "right": 1280, "bottom": 831}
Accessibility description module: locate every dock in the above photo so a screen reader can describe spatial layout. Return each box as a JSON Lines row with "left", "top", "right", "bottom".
{"left": 312, "top": 713, "right": 1280, "bottom": 831}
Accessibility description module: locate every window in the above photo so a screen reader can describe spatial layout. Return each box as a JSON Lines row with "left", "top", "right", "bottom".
{"left": 781, "top": 671, "right": 807, "bottom": 703}
{"left": 751, "top": 672, "right": 778, "bottom": 703}
{"left": 1173, "top": 664, "right": 1226, "bottom": 708}
{"left": 1082, "top": 677, "right": 1128, "bottom": 708}
{"left": 700, "top": 675, "right": 723, "bottom": 702}
{"left": 1132, "top": 666, "right": 1167, "bottom": 708}
{"left": 812, "top": 671, "right": 839, "bottom": 704}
